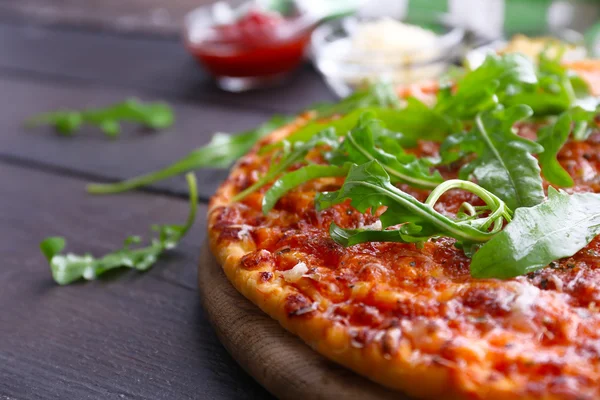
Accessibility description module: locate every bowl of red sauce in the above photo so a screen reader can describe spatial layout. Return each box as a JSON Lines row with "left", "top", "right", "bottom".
{"left": 183, "top": 2, "right": 313, "bottom": 92}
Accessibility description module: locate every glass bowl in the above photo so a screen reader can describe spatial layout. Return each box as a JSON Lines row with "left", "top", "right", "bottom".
{"left": 311, "top": 16, "right": 465, "bottom": 97}
{"left": 183, "top": 2, "right": 314, "bottom": 92}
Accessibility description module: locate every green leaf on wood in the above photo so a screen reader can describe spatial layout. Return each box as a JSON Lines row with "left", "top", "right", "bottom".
{"left": 41, "top": 173, "right": 198, "bottom": 285}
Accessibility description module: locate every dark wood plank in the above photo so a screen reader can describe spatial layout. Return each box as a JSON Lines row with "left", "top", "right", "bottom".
{"left": 0, "top": 162, "right": 274, "bottom": 400}
{"left": 0, "top": 0, "right": 214, "bottom": 35}
{"left": 0, "top": 22, "right": 335, "bottom": 114}
{"left": 0, "top": 76, "right": 276, "bottom": 200}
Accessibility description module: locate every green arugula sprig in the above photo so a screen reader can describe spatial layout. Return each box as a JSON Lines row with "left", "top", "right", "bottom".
{"left": 537, "top": 104, "right": 599, "bottom": 187}
{"left": 309, "top": 81, "right": 401, "bottom": 118}
{"left": 87, "top": 115, "right": 291, "bottom": 195}
{"left": 537, "top": 113, "right": 574, "bottom": 187}
{"left": 441, "top": 105, "right": 545, "bottom": 210}
{"left": 471, "top": 187, "right": 600, "bottom": 278}
{"left": 26, "top": 98, "right": 174, "bottom": 138}
{"left": 232, "top": 129, "right": 339, "bottom": 202}
{"left": 503, "top": 49, "right": 590, "bottom": 116}
{"left": 315, "top": 161, "right": 512, "bottom": 250}
{"left": 260, "top": 112, "right": 443, "bottom": 211}
{"left": 435, "top": 53, "right": 538, "bottom": 120}
{"left": 282, "top": 97, "right": 452, "bottom": 148}
{"left": 40, "top": 173, "right": 198, "bottom": 285}
{"left": 261, "top": 164, "right": 350, "bottom": 214}
{"left": 87, "top": 83, "right": 400, "bottom": 195}
{"left": 270, "top": 53, "right": 584, "bottom": 164}
{"left": 318, "top": 161, "right": 600, "bottom": 279}
{"left": 328, "top": 113, "right": 443, "bottom": 188}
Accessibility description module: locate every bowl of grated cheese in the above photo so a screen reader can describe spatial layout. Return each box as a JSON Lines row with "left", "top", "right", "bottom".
{"left": 311, "top": 16, "right": 465, "bottom": 97}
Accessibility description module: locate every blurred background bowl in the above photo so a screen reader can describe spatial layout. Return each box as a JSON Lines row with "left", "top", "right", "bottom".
{"left": 311, "top": 15, "right": 465, "bottom": 97}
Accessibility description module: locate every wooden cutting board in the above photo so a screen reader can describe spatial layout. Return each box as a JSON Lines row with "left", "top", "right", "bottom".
{"left": 198, "top": 243, "right": 407, "bottom": 400}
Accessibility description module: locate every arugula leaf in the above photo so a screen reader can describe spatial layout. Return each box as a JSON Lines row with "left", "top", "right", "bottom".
{"left": 459, "top": 53, "right": 538, "bottom": 96}
{"left": 570, "top": 105, "right": 600, "bottom": 141}
{"left": 449, "top": 105, "right": 545, "bottom": 210}
{"left": 503, "top": 50, "right": 595, "bottom": 116}
{"left": 537, "top": 113, "right": 574, "bottom": 187}
{"left": 41, "top": 173, "right": 198, "bottom": 285}
{"left": 87, "top": 115, "right": 291, "bottom": 195}
{"left": 287, "top": 98, "right": 453, "bottom": 146}
{"left": 536, "top": 104, "right": 599, "bottom": 187}
{"left": 290, "top": 54, "right": 544, "bottom": 151}
{"left": 328, "top": 223, "right": 422, "bottom": 247}
{"left": 262, "top": 164, "right": 350, "bottom": 213}
{"left": 260, "top": 113, "right": 444, "bottom": 211}
{"left": 232, "top": 129, "right": 338, "bottom": 202}
{"left": 435, "top": 53, "right": 537, "bottom": 119}
{"left": 308, "top": 82, "right": 400, "bottom": 119}
{"left": 330, "top": 113, "right": 443, "bottom": 188}
{"left": 26, "top": 98, "right": 174, "bottom": 138}
{"left": 471, "top": 187, "right": 600, "bottom": 279}
{"left": 316, "top": 161, "right": 512, "bottom": 247}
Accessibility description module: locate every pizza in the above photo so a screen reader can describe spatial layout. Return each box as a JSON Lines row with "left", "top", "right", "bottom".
{"left": 207, "top": 56, "right": 600, "bottom": 399}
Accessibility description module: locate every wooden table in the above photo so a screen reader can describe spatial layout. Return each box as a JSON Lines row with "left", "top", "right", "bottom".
{"left": 0, "top": 16, "right": 335, "bottom": 399}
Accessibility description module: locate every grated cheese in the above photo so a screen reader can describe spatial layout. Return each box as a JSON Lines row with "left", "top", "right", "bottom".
{"left": 352, "top": 18, "right": 438, "bottom": 54}
{"left": 510, "top": 280, "right": 541, "bottom": 316}
{"left": 280, "top": 262, "right": 308, "bottom": 283}
{"left": 360, "top": 219, "right": 382, "bottom": 230}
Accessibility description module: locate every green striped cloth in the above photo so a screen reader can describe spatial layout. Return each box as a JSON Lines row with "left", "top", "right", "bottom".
{"left": 405, "top": 0, "right": 598, "bottom": 36}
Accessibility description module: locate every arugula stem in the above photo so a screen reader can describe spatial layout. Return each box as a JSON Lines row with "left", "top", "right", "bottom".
{"left": 458, "top": 202, "right": 477, "bottom": 217}
{"left": 426, "top": 180, "right": 502, "bottom": 211}
{"left": 425, "top": 179, "right": 513, "bottom": 233}
{"left": 182, "top": 173, "right": 199, "bottom": 235}
{"left": 231, "top": 152, "right": 303, "bottom": 202}
{"left": 41, "top": 173, "right": 199, "bottom": 285}
{"left": 358, "top": 180, "right": 496, "bottom": 242}
{"left": 345, "top": 130, "right": 439, "bottom": 189}
{"left": 87, "top": 156, "right": 198, "bottom": 194}
{"left": 232, "top": 179, "right": 268, "bottom": 202}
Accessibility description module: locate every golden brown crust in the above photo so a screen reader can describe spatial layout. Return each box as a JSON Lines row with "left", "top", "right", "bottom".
{"left": 208, "top": 67, "right": 600, "bottom": 400}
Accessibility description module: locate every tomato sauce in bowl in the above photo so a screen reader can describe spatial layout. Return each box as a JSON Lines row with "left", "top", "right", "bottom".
{"left": 184, "top": 8, "right": 311, "bottom": 91}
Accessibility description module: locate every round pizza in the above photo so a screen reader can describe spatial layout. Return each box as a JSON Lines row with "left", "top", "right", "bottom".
{"left": 208, "top": 55, "right": 600, "bottom": 399}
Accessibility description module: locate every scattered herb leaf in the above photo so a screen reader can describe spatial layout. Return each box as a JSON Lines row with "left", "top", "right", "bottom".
{"left": 570, "top": 105, "right": 600, "bottom": 141}
{"left": 87, "top": 115, "right": 291, "bottom": 194}
{"left": 26, "top": 98, "right": 174, "bottom": 138}
{"left": 41, "top": 173, "right": 198, "bottom": 285}
{"left": 259, "top": 112, "right": 443, "bottom": 208}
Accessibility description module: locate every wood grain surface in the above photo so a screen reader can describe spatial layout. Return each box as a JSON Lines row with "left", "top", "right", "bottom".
{"left": 0, "top": 164, "right": 274, "bottom": 400}
{"left": 0, "top": 22, "right": 335, "bottom": 113}
{"left": 0, "top": 75, "right": 271, "bottom": 200}
{"left": 0, "top": 0, "right": 214, "bottom": 35}
{"left": 199, "top": 243, "right": 406, "bottom": 400}
{"left": 0, "top": 21, "right": 332, "bottom": 198}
